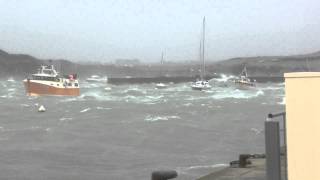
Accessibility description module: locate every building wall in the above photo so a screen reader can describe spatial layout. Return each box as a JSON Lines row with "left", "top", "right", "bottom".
{"left": 285, "top": 72, "right": 320, "bottom": 180}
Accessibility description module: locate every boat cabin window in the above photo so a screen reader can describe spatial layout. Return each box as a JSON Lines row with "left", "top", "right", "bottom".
{"left": 43, "top": 70, "right": 54, "bottom": 75}
{"left": 68, "top": 83, "right": 72, "bottom": 86}
{"left": 32, "top": 75, "right": 58, "bottom": 82}
{"left": 75, "top": 83, "right": 78, "bottom": 87}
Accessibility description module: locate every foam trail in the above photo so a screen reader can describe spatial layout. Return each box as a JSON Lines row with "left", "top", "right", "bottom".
{"left": 60, "top": 117, "right": 73, "bottom": 121}
{"left": 278, "top": 97, "right": 286, "bottom": 105}
{"left": 96, "top": 107, "right": 112, "bottom": 110}
{"left": 80, "top": 108, "right": 91, "bottom": 113}
{"left": 144, "top": 115, "right": 181, "bottom": 122}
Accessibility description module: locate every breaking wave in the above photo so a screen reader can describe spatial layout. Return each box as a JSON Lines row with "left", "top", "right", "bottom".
{"left": 80, "top": 108, "right": 91, "bottom": 113}
{"left": 144, "top": 115, "right": 181, "bottom": 122}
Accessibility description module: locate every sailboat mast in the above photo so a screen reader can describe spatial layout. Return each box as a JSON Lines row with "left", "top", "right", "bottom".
{"left": 199, "top": 40, "right": 203, "bottom": 80}
{"left": 160, "top": 51, "right": 164, "bottom": 77}
{"left": 161, "top": 52, "right": 164, "bottom": 65}
{"left": 202, "top": 16, "right": 206, "bottom": 81}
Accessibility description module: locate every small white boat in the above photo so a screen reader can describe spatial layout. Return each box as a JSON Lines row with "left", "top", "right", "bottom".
{"left": 191, "top": 80, "right": 211, "bottom": 91}
{"left": 86, "top": 75, "right": 108, "bottom": 83}
{"left": 156, "top": 83, "right": 168, "bottom": 89}
{"left": 7, "top": 77, "right": 15, "bottom": 82}
{"left": 234, "top": 65, "right": 256, "bottom": 90}
{"left": 155, "top": 52, "right": 169, "bottom": 89}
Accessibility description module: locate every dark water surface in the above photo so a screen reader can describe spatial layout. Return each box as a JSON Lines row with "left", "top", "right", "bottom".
{"left": 0, "top": 77, "right": 284, "bottom": 180}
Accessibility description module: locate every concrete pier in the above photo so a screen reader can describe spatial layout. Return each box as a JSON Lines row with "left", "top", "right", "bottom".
{"left": 197, "top": 155, "right": 285, "bottom": 180}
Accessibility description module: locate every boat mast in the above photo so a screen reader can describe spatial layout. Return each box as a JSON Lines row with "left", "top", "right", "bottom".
{"left": 199, "top": 40, "right": 203, "bottom": 80}
{"left": 241, "top": 64, "right": 248, "bottom": 77}
{"left": 160, "top": 51, "right": 164, "bottom": 77}
{"left": 202, "top": 16, "right": 206, "bottom": 81}
{"left": 161, "top": 51, "right": 164, "bottom": 65}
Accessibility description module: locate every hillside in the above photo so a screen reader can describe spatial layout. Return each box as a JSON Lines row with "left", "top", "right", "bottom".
{"left": 1, "top": 49, "right": 320, "bottom": 79}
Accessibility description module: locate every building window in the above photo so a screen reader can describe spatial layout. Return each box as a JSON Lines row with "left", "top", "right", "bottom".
{"left": 75, "top": 83, "right": 78, "bottom": 87}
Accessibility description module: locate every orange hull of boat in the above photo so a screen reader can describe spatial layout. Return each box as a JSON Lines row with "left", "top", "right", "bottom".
{"left": 24, "top": 81, "right": 80, "bottom": 96}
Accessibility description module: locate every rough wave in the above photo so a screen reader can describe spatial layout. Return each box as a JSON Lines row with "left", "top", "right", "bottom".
{"left": 144, "top": 115, "right": 181, "bottom": 122}
{"left": 80, "top": 108, "right": 91, "bottom": 113}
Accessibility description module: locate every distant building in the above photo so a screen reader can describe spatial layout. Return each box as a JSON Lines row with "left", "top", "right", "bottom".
{"left": 115, "top": 59, "right": 140, "bottom": 67}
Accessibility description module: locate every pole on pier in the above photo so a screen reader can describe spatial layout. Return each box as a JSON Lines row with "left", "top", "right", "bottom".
{"left": 265, "top": 120, "right": 281, "bottom": 180}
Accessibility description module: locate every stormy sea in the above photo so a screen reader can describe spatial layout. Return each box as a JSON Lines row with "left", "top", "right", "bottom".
{"left": 0, "top": 75, "right": 285, "bottom": 180}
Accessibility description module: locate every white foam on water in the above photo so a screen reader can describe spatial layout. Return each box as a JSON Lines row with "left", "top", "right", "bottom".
{"left": 176, "top": 163, "right": 227, "bottom": 175}
{"left": 7, "top": 78, "right": 15, "bottom": 82}
{"left": 214, "top": 74, "right": 236, "bottom": 82}
{"left": 59, "top": 117, "right": 73, "bottom": 121}
{"left": 8, "top": 88, "right": 16, "bottom": 92}
{"left": 20, "top": 104, "right": 31, "bottom": 107}
{"left": 278, "top": 97, "right": 286, "bottom": 105}
{"left": 80, "top": 108, "right": 91, "bottom": 113}
{"left": 121, "top": 95, "right": 165, "bottom": 104}
{"left": 122, "top": 86, "right": 147, "bottom": 95}
{"left": 96, "top": 106, "right": 112, "bottom": 110}
{"left": 262, "top": 86, "right": 284, "bottom": 90}
{"left": 164, "top": 84, "right": 191, "bottom": 92}
{"left": 210, "top": 89, "right": 264, "bottom": 99}
{"left": 144, "top": 115, "right": 181, "bottom": 122}
{"left": 183, "top": 103, "right": 193, "bottom": 107}
{"left": 60, "top": 97, "right": 79, "bottom": 102}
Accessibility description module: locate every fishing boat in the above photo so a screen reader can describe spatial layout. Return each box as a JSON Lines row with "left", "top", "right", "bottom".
{"left": 156, "top": 52, "right": 169, "bottom": 89}
{"left": 23, "top": 65, "right": 80, "bottom": 96}
{"left": 86, "top": 75, "right": 108, "bottom": 83}
{"left": 191, "top": 17, "right": 211, "bottom": 91}
{"left": 234, "top": 65, "right": 256, "bottom": 89}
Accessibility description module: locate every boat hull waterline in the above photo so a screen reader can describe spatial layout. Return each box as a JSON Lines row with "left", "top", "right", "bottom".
{"left": 24, "top": 80, "right": 80, "bottom": 96}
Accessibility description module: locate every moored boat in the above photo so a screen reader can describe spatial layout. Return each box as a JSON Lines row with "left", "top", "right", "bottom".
{"left": 234, "top": 65, "right": 256, "bottom": 90}
{"left": 86, "top": 75, "right": 108, "bottom": 83}
{"left": 191, "top": 16, "right": 212, "bottom": 91}
{"left": 155, "top": 52, "right": 169, "bottom": 89}
{"left": 23, "top": 65, "right": 80, "bottom": 96}
{"left": 191, "top": 80, "right": 211, "bottom": 90}
{"left": 156, "top": 82, "right": 168, "bottom": 89}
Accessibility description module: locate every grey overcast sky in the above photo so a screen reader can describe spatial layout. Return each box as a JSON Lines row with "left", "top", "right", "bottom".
{"left": 0, "top": 0, "right": 319, "bottom": 62}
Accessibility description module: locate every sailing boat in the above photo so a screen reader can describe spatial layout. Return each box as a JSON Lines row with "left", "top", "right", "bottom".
{"left": 234, "top": 65, "right": 256, "bottom": 89}
{"left": 156, "top": 52, "right": 168, "bottom": 89}
{"left": 191, "top": 17, "right": 211, "bottom": 91}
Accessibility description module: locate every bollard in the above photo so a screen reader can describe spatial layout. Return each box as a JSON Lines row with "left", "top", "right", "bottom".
{"left": 239, "top": 154, "right": 251, "bottom": 168}
{"left": 152, "top": 170, "right": 178, "bottom": 180}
